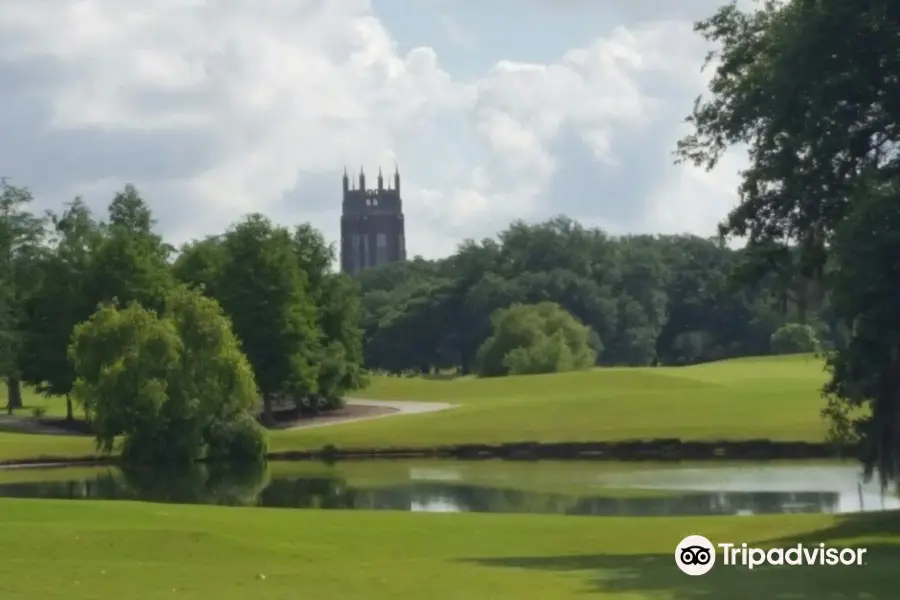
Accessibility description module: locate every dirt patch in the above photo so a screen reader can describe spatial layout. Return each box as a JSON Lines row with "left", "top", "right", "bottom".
{"left": 0, "top": 399, "right": 451, "bottom": 439}
{"left": 36, "top": 417, "right": 93, "bottom": 435}
{"left": 0, "top": 415, "right": 88, "bottom": 436}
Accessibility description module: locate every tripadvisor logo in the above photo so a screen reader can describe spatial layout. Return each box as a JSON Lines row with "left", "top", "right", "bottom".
{"left": 674, "top": 535, "right": 867, "bottom": 575}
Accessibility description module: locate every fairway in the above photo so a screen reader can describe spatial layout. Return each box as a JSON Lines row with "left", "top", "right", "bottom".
{"left": 0, "top": 355, "right": 838, "bottom": 462}
{"left": 0, "top": 498, "right": 895, "bottom": 599}
{"left": 270, "top": 355, "right": 833, "bottom": 451}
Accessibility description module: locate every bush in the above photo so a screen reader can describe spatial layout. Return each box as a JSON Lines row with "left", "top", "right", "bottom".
{"left": 205, "top": 415, "right": 268, "bottom": 462}
{"left": 770, "top": 323, "right": 821, "bottom": 355}
{"left": 476, "top": 302, "right": 596, "bottom": 377}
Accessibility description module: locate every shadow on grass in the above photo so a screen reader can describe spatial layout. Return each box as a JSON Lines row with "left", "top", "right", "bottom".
{"left": 460, "top": 512, "right": 900, "bottom": 599}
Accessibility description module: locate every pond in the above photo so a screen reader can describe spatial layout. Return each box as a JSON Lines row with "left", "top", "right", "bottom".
{"left": 0, "top": 459, "right": 897, "bottom": 517}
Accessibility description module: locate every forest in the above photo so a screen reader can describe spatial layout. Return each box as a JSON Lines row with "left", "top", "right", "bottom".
{"left": 355, "top": 216, "right": 830, "bottom": 375}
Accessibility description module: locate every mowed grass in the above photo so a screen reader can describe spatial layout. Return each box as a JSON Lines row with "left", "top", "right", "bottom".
{"left": 0, "top": 354, "right": 840, "bottom": 461}
{"left": 0, "top": 498, "right": 896, "bottom": 600}
{"left": 0, "top": 432, "right": 97, "bottom": 462}
{"left": 270, "top": 354, "right": 835, "bottom": 451}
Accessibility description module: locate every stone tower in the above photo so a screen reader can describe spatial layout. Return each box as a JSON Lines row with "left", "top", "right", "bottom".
{"left": 340, "top": 165, "right": 407, "bottom": 275}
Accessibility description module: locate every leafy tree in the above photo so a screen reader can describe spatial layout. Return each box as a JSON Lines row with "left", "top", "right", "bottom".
{"left": 823, "top": 179, "right": 900, "bottom": 488}
{"left": 0, "top": 181, "right": 46, "bottom": 412}
{"left": 679, "top": 0, "right": 900, "bottom": 486}
{"left": 86, "top": 186, "right": 174, "bottom": 313}
{"left": 20, "top": 199, "right": 102, "bottom": 420}
{"left": 172, "top": 236, "right": 226, "bottom": 297}
{"left": 215, "top": 214, "right": 320, "bottom": 424}
{"left": 476, "top": 302, "right": 596, "bottom": 377}
{"left": 770, "top": 323, "right": 820, "bottom": 355}
{"left": 68, "top": 285, "right": 266, "bottom": 464}
{"left": 291, "top": 224, "right": 367, "bottom": 409}
{"left": 670, "top": 331, "right": 713, "bottom": 365}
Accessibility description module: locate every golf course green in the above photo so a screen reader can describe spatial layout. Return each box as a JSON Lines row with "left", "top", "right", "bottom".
{"left": 0, "top": 497, "right": 896, "bottom": 600}
{"left": 0, "top": 355, "right": 895, "bottom": 599}
{"left": 0, "top": 355, "right": 839, "bottom": 462}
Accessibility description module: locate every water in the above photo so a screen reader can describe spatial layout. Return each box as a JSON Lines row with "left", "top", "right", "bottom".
{"left": 0, "top": 459, "right": 896, "bottom": 516}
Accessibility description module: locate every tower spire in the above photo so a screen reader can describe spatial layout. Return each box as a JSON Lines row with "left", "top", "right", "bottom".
{"left": 377, "top": 166, "right": 384, "bottom": 190}
{"left": 393, "top": 163, "right": 400, "bottom": 194}
{"left": 359, "top": 165, "right": 365, "bottom": 190}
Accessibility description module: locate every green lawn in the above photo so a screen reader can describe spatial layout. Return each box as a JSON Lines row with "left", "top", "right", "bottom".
{"left": 0, "top": 385, "right": 69, "bottom": 418}
{"left": 0, "top": 431, "right": 97, "bottom": 462}
{"left": 0, "top": 354, "right": 839, "bottom": 462}
{"left": 0, "top": 497, "right": 895, "bottom": 599}
{"left": 270, "top": 354, "right": 834, "bottom": 451}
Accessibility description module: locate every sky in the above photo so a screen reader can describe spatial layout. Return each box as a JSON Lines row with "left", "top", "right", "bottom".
{"left": 0, "top": 0, "right": 751, "bottom": 259}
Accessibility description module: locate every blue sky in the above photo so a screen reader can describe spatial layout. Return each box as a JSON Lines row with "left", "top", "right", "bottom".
{"left": 0, "top": 0, "right": 748, "bottom": 258}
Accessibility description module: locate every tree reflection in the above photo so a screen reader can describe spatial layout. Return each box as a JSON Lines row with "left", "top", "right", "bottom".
{"left": 0, "top": 465, "right": 854, "bottom": 516}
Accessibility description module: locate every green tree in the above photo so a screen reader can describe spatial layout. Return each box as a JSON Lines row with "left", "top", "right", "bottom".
{"left": 20, "top": 199, "right": 103, "bottom": 420}
{"left": 475, "top": 302, "right": 596, "bottom": 377}
{"left": 291, "top": 224, "right": 367, "bottom": 409}
{"left": 172, "top": 236, "right": 226, "bottom": 297}
{"left": 0, "top": 181, "right": 46, "bottom": 412}
{"left": 216, "top": 214, "right": 320, "bottom": 424}
{"left": 823, "top": 179, "right": 900, "bottom": 487}
{"left": 68, "top": 285, "right": 266, "bottom": 464}
{"left": 679, "top": 0, "right": 900, "bottom": 485}
{"left": 87, "top": 185, "right": 174, "bottom": 313}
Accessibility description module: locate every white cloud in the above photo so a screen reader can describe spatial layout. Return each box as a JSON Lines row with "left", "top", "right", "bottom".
{"left": 0, "top": 0, "right": 743, "bottom": 258}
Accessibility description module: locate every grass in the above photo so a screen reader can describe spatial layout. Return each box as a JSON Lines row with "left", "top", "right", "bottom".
{"left": 0, "top": 431, "right": 98, "bottom": 462}
{"left": 269, "top": 354, "right": 834, "bottom": 451}
{"left": 0, "top": 354, "right": 839, "bottom": 462}
{"left": 0, "top": 497, "right": 896, "bottom": 599}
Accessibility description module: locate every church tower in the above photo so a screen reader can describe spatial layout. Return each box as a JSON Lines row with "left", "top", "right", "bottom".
{"left": 340, "top": 165, "right": 407, "bottom": 275}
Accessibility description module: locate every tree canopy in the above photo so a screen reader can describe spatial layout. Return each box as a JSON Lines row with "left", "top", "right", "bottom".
{"left": 476, "top": 302, "right": 596, "bottom": 377}
{"left": 69, "top": 285, "right": 265, "bottom": 464}
{"left": 679, "top": 0, "right": 900, "bottom": 487}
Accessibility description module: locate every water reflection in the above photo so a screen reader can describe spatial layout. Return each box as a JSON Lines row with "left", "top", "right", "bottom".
{"left": 0, "top": 461, "right": 896, "bottom": 517}
{"left": 593, "top": 464, "right": 900, "bottom": 514}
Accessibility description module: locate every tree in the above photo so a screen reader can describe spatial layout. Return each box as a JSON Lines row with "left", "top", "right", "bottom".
{"left": 475, "top": 302, "right": 596, "bottom": 377}
{"left": 20, "top": 199, "right": 102, "bottom": 421}
{"left": 0, "top": 181, "right": 46, "bottom": 412}
{"left": 823, "top": 179, "right": 900, "bottom": 488}
{"left": 291, "top": 224, "right": 367, "bottom": 409}
{"left": 215, "top": 214, "right": 320, "bottom": 424}
{"left": 678, "top": 0, "right": 900, "bottom": 486}
{"left": 172, "top": 236, "right": 226, "bottom": 297}
{"left": 86, "top": 186, "right": 174, "bottom": 314}
{"left": 770, "top": 323, "right": 820, "bottom": 355}
{"left": 68, "top": 285, "right": 266, "bottom": 464}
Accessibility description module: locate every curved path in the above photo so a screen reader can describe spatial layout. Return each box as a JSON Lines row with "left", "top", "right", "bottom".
{"left": 285, "top": 398, "right": 456, "bottom": 430}
{"left": 0, "top": 399, "right": 457, "bottom": 436}
{"left": 0, "top": 414, "right": 81, "bottom": 435}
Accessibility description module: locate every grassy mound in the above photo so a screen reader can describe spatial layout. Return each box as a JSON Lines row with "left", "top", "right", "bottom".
{"left": 0, "top": 497, "right": 895, "bottom": 599}
{"left": 270, "top": 354, "right": 833, "bottom": 450}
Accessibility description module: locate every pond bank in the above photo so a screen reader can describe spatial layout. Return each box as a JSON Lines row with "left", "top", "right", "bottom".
{"left": 272, "top": 439, "right": 858, "bottom": 461}
{"left": 0, "top": 438, "right": 858, "bottom": 469}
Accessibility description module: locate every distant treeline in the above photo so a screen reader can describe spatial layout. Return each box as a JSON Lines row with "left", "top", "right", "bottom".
{"left": 356, "top": 216, "right": 838, "bottom": 374}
